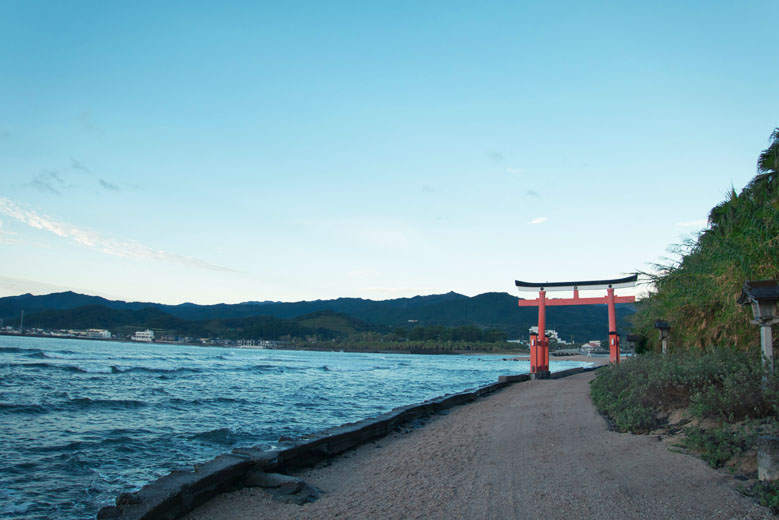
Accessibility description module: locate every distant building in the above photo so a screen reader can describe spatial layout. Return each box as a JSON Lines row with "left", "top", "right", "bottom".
{"left": 131, "top": 330, "right": 155, "bottom": 342}
{"left": 528, "top": 326, "right": 561, "bottom": 342}
{"left": 580, "top": 340, "right": 605, "bottom": 354}
{"left": 87, "top": 329, "right": 112, "bottom": 339}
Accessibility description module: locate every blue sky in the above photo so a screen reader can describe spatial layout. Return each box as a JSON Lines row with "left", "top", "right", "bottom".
{"left": 1, "top": 1, "right": 777, "bottom": 304}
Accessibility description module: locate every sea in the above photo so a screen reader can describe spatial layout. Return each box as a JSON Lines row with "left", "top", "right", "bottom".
{"left": 0, "top": 335, "right": 592, "bottom": 520}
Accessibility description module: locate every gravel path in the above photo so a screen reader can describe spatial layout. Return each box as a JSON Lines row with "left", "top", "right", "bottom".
{"left": 185, "top": 371, "right": 772, "bottom": 519}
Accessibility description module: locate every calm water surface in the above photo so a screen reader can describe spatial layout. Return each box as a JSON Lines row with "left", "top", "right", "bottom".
{"left": 0, "top": 336, "right": 591, "bottom": 519}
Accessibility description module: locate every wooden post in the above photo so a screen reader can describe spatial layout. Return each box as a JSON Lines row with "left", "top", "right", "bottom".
{"left": 607, "top": 288, "right": 619, "bottom": 364}
{"left": 760, "top": 323, "right": 774, "bottom": 390}
{"left": 537, "top": 290, "right": 549, "bottom": 374}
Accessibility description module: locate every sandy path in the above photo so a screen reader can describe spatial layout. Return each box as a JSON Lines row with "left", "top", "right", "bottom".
{"left": 185, "top": 372, "right": 771, "bottom": 519}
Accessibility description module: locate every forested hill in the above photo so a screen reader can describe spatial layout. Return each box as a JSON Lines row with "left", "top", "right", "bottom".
{"left": 0, "top": 290, "right": 635, "bottom": 340}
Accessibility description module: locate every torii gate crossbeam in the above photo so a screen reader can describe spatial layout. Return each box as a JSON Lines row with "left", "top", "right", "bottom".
{"left": 515, "top": 274, "right": 637, "bottom": 376}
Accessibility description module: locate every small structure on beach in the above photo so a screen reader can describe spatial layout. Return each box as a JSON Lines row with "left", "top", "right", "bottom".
{"left": 131, "top": 329, "right": 155, "bottom": 342}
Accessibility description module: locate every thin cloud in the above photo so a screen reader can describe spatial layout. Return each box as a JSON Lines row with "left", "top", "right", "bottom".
{"left": 0, "top": 197, "right": 235, "bottom": 272}
{"left": 526, "top": 189, "right": 542, "bottom": 199}
{"left": 29, "top": 171, "right": 66, "bottom": 195}
{"left": 71, "top": 159, "right": 90, "bottom": 172}
{"left": 487, "top": 151, "right": 504, "bottom": 163}
{"left": 30, "top": 178, "right": 61, "bottom": 195}
{"left": 530, "top": 217, "right": 548, "bottom": 225}
{"left": 675, "top": 219, "right": 707, "bottom": 227}
{"left": 99, "top": 179, "right": 120, "bottom": 191}
{"left": 506, "top": 167, "right": 525, "bottom": 176}
{"left": 0, "top": 220, "right": 18, "bottom": 243}
{"left": 79, "top": 111, "right": 102, "bottom": 134}
{"left": 0, "top": 275, "right": 115, "bottom": 299}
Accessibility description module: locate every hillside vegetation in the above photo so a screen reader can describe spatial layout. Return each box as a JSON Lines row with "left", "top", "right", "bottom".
{"left": 631, "top": 128, "right": 779, "bottom": 351}
{"left": 591, "top": 129, "right": 779, "bottom": 512}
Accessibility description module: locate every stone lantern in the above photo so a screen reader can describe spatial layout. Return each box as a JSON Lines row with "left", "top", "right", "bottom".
{"left": 626, "top": 334, "right": 640, "bottom": 355}
{"left": 654, "top": 320, "right": 670, "bottom": 354}
{"left": 737, "top": 280, "right": 779, "bottom": 379}
{"left": 737, "top": 280, "right": 779, "bottom": 482}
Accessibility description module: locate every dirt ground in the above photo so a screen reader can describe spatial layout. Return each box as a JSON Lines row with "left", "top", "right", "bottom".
{"left": 184, "top": 371, "right": 772, "bottom": 520}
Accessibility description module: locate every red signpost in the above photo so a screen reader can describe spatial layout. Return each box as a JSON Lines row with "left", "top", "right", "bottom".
{"left": 515, "top": 275, "right": 638, "bottom": 376}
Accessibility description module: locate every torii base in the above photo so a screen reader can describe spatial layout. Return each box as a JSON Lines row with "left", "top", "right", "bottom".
{"left": 531, "top": 371, "right": 551, "bottom": 380}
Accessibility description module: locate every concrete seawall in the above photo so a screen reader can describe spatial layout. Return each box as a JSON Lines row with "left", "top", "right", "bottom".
{"left": 97, "top": 366, "right": 596, "bottom": 520}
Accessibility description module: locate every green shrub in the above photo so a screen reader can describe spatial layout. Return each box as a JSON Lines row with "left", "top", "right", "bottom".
{"left": 590, "top": 349, "right": 776, "bottom": 433}
{"left": 681, "top": 425, "right": 755, "bottom": 468}
{"left": 746, "top": 480, "right": 779, "bottom": 514}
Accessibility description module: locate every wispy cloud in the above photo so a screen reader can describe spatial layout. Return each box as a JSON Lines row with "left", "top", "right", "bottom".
{"left": 29, "top": 171, "right": 66, "bottom": 195}
{"left": 99, "top": 179, "right": 120, "bottom": 191}
{"left": 70, "top": 159, "right": 90, "bottom": 172}
{"left": 530, "top": 217, "right": 548, "bottom": 225}
{"left": 487, "top": 151, "right": 504, "bottom": 163}
{"left": 0, "top": 197, "right": 235, "bottom": 272}
{"left": 674, "top": 219, "right": 707, "bottom": 227}
{"left": 526, "top": 189, "right": 542, "bottom": 199}
{"left": 0, "top": 220, "right": 18, "bottom": 243}
{"left": 506, "top": 167, "right": 525, "bottom": 176}
{"left": 79, "top": 111, "right": 102, "bottom": 134}
{"left": 30, "top": 178, "right": 60, "bottom": 195}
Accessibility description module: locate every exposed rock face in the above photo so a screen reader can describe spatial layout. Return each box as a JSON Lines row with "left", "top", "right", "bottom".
{"left": 245, "top": 469, "right": 322, "bottom": 505}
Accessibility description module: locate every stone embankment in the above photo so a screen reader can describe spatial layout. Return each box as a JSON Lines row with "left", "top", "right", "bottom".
{"left": 98, "top": 366, "right": 596, "bottom": 519}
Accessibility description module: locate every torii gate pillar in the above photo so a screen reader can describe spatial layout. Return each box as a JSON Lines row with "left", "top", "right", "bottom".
{"left": 516, "top": 275, "right": 638, "bottom": 375}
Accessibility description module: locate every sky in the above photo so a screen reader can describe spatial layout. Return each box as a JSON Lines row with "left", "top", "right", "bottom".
{"left": 1, "top": 1, "right": 777, "bottom": 305}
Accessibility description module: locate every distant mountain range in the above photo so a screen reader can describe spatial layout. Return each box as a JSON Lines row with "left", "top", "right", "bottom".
{"left": 0, "top": 291, "right": 636, "bottom": 341}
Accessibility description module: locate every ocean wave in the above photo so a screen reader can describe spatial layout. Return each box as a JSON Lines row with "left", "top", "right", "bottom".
{"left": 110, "top": 365, "right": 203, "bottom": 375}
{"left": 168, "top": 396, "right": 247, "bottom": 407}
{"left": 29, "top": 432, "right": 151, "bottom": 454}
{"left": 204, "top": 363, "right": 299, "bottom": 374}
{"left": 14, "top": 362, "right": 113, "bottom": 374}
{"left": 187, "top": 427, "right": 244, "bottom": 445}
{"left": 0, "top": 488, "right": 33, "bottom": 515}
{"left": 66, "top": 397, "right": 148, "bottom": 410}
{"left": 247, "top": 363, "right": 289, "bottom": 373}
{"left": 0, "top": 346, "right": 36, "bottom": 354}
{"left": 0, "top": 402, "right": 48, "bottom": 414}
{"left": 318, "top": 364, "right": 391, "bottom": 373}
{"left": 27, "top": 350, "right": 83, "bottom": 360}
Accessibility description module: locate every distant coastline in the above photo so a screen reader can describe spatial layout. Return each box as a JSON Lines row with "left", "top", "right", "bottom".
{"left": 0, "top": 331, "right": 527, "bottom": 356}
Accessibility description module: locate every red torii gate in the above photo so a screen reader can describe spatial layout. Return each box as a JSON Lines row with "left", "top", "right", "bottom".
{"left": 515, "top": 274, "right": 638, "bottom": 376}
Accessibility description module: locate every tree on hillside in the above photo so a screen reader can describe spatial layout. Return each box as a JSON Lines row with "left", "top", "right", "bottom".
{"left": 749, "top": 127, "right": 779, "bottom": 194}
{"left": 632, "top": 128, "right": 779, "bottom": 351}
{"left": 757, "top": 128, "right": 779, "bottom": 176}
